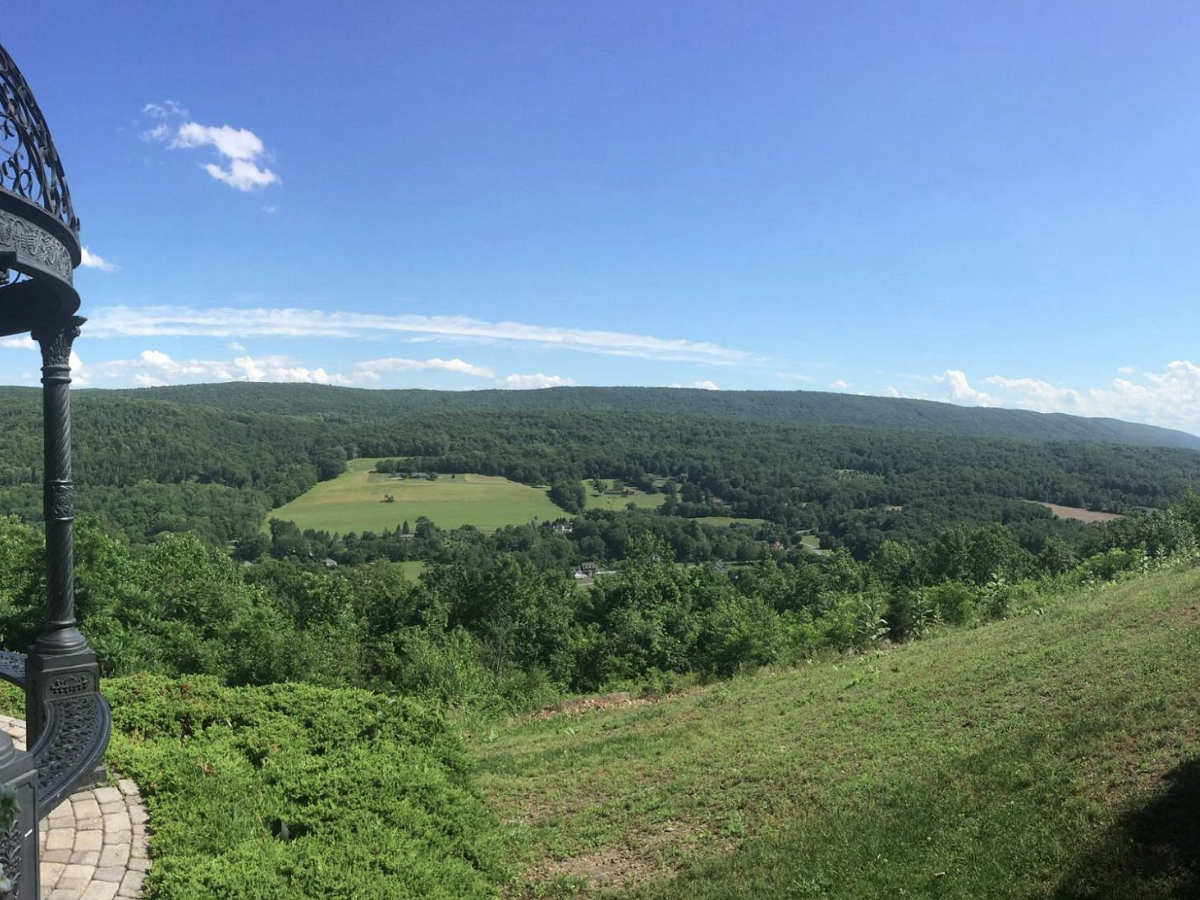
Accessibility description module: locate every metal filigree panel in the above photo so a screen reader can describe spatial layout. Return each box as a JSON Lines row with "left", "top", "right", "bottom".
{"left": 0, "top": 42, "right": 78, "bottom": 235}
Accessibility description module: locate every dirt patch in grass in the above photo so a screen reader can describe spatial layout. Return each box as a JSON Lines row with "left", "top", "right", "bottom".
{"left": 518, "top": 823, "right": 735, "bottom": 897}
{"left": 532, "top": 846, "right": 662, "bottom": 892}
{"left": 1034, "top": 501, "right": 1123, "bottom": 523}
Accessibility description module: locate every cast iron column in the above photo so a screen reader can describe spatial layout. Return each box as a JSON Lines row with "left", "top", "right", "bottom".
{"left": 25, "top": 315, "right": 98, "bottom": 744}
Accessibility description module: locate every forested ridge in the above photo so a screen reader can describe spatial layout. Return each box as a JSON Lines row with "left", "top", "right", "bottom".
{"left": 1, "top": 384, "right": 1200, "bottom": 558}
{"left": 132, "top": 382, "right": 1200, "bottom": 449}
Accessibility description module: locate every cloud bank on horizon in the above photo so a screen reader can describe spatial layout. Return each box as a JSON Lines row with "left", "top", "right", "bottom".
{"left": 3, "top": 300, "right": 1198, "bottom": 436}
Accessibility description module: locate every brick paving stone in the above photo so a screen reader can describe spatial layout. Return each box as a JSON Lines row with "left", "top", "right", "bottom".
{"left": 94, "top": 865, "right": 126, "bottom": 882}
{"left": 75, "top": 830, "right": 104, "bottom": 852}
{"left": 98, "top": 846, "right": 126, "bottom": 869}
{"left": 44, "top": 829, "right": 72, "bottom": 851}
{"left": 93, "top": 787, "right": 123, "bottom": 804}
{"left": 82, "top": 881, "right": 120, "bottom": 900}
{"left": 118, "top": 869, "right": 146, "bottom": 897}
{"left": 0, "top": 715, "right": 150, "bottom": 899}
{"left": 73, "top": 798, "right": 102, "bottom": 820}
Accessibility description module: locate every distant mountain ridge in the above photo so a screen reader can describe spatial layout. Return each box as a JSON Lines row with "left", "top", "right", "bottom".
{"left": 113, "top": 382, "right": 1200, "bottom": 451}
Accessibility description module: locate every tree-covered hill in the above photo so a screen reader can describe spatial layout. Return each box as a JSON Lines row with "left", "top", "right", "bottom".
{"left": 1, "top": 383, "right": 1200, "bottom": 556}
{"left": 130, "top": 382, "right": 1200, "bottom": 450}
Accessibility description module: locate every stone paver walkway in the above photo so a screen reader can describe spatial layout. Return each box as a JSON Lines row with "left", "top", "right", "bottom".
{"left": 0, "top": 715, "right": 149, "bottom": 900}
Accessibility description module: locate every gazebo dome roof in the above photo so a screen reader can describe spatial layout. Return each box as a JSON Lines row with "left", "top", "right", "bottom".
{"left": 0, "top": 38, "right": 81, "bottom": 335}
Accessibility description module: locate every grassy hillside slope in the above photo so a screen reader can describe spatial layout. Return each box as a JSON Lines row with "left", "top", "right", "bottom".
{"left": 133, "top": 382, "right": 1200, "bottom": 449}
{"left": 475, "top": 567, "right": 1200, "bottom": 898}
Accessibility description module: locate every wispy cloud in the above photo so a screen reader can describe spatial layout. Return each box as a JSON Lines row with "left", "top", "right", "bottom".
{"left": 0, "top": 336, "right": 35, "bottom": 350}
{"left": 86, "top": 306, "right": 756, "bottom": 366}
{"left": 503, "top": 373, "right": 577, "bottom": 389}
{"left": 143, "top": 101, "right": 279, "bottom": 192}
{"left": 80, "top": 247, "right": 118, "bottom": 273}
{"left": 356, "top": 357, "right": 494, "bottom": 378}
{"left": 143, "top": 101, "right": 188, "bottom": 119}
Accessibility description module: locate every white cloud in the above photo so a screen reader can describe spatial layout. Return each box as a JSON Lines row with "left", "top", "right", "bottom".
{"left": 143, "top": 101, "right": 188, "bottom": 118}
{"left": 828, "top": 379, "right": 850, "bottom": 390}
{"left": 356, "top": 357, "right": 494, "bottom": 378}
{"left": 884, "top": 386, "right": 901, "bottom": 397}
{"left": 1117, "top": 365, "right": 1135, "bottom": 375}
{"left": 0, "top": 336, "right": 35, "bottom": 350}
{"left": 141, "top": 123, "right": 170, "bottom": 142}
{"left": 86, "top": 305, "right": 756, "bottom": 366}
{"left": 70, "top": 351, "right": 87, "bottom": 387}
{"left": 671, "top": 380, "right": 720, "bottom": 390}
{"left": 92, "top": 350, "right": 353, "bottom": 387}
{"left": 202, "top": 159, "right": 279, "bottom": 191}
{"left": 173, "top": 123, "right": 263, "bottom": 160}
{"left": 228, "top": 342, "right": 245, "bottom": 351}
{"left": 927, "top": 362, "right": 1200, "bottom": 433}
{"left": 504, "top": 373, "right": 577, "bottom": 389}
{"left": 145, "top": 112, "right": 280, "bottom": 191}
{"left": 80, "top": 247, "right": 118, "bottom": 273}
{"left": 934, "top": 369, "right": 997, "bottom": 406}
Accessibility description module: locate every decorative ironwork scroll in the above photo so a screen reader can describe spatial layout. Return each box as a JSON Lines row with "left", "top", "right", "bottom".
{"left": 0, "top": 43, "right": 77, "bottom": 234}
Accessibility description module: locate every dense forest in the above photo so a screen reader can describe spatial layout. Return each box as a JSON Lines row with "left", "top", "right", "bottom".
{"left": 1, "top": 385, "right": 1199, "bottom": 564}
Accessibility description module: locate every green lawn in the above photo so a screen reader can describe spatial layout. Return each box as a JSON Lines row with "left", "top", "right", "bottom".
{"left": 269, "top": 459, "right": 564, "bottom": 533}
{"left": 474, "top": 566, "right": 1200, "bottom": 898}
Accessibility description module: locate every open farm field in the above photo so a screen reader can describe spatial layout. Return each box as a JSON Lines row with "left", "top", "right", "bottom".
{"left": 692, "top": 515, "right": 767, "bottom": 528}
{"left": 269, "top": 458, "right": 563, "bottom": 533}
{"left": 475, "top": 565, "right": 1200, "bottom": 899}
{"left": 1035, "top": 501, "right": 1123, "bottom": 523}
{"left": 584, "top": 480, "right": 668, "bottom": 511}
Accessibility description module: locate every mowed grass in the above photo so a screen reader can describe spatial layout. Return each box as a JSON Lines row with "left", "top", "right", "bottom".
{"left": 270, "top": 459, "right": 564, "bottom": 533}
{"left": 474, "top": 566, "right": 1200, "bottom": 899}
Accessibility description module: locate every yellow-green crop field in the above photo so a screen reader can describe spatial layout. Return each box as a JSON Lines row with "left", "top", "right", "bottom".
{"left": 268, "top": 459, "right": 564, "bottom": 533}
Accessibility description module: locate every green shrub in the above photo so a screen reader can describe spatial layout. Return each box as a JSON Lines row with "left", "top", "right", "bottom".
{"left": 926, "top": 582, "right": 977, "bottom": 626}
{"left": 104, "top": 675, "right": 505, "bottom": 899}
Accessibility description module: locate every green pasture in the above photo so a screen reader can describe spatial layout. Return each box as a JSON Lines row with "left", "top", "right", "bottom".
{"left": 269, "top": 459, "right": 563, "bottom": 533}
{"left": 584, "top": 480, "right": 667, "bottom": 511}
{"left": 694, "top": 515, "right": 767, "bottom": 527}
{"left": 399, "top": 560, "right": 427, "bottom": 581}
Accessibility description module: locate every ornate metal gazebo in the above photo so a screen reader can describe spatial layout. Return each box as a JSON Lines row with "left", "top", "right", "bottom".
{"left": 0, "top": 37, "right": 111, "bottom": 897}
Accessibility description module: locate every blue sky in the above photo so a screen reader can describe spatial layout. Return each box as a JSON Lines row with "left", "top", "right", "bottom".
{"left": 6, "top": 3, "right": 1200, "bottom": 430}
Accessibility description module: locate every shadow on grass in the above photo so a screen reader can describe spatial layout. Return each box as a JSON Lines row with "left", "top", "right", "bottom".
{"left": 1054, "top": 757, "right": 1200, "bottom": 899}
